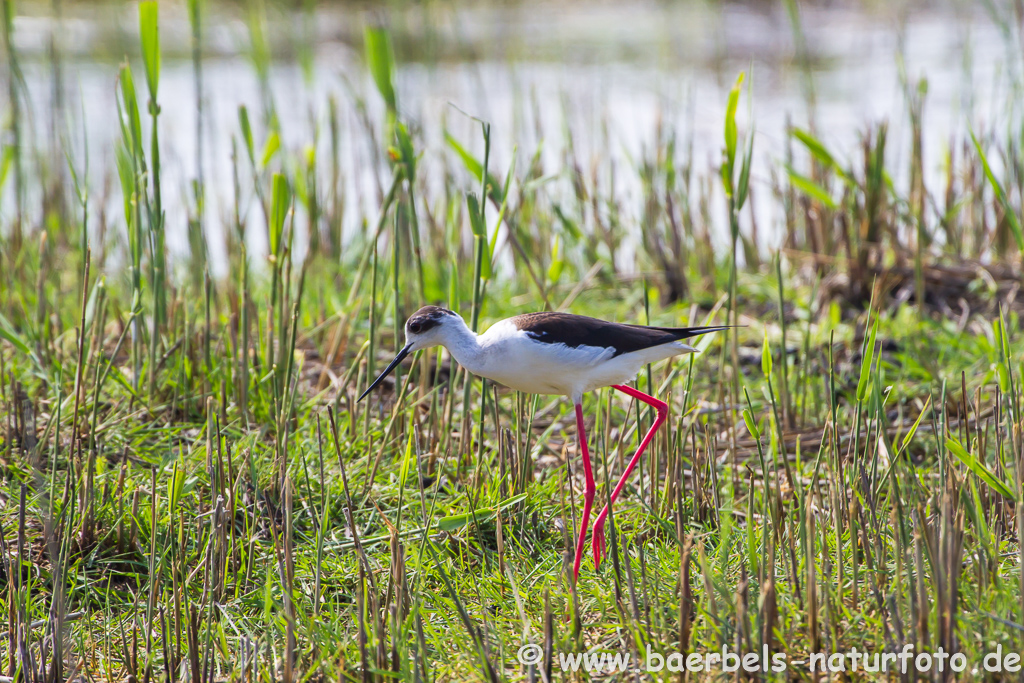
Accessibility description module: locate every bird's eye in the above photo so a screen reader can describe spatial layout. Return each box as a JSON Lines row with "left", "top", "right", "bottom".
{"left": 409, "top": 322, "right": 422, "bottom": 334}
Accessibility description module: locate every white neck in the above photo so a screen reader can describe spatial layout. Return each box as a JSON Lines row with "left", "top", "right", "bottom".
{"left": 439, "top": 317, "right": 487, "bottom": 374}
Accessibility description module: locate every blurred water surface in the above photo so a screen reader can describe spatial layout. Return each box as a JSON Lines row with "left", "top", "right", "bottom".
{"left": 2, "top": 0, "right": 1018, "bottom": 273}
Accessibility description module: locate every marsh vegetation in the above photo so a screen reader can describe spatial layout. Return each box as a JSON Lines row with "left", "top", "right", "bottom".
{"left": 3, "top": 0, "right": 1024, "bottom": 679}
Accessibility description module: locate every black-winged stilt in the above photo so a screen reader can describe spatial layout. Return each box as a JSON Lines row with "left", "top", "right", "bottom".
{"left": 359, "top": 305, "right": 728, "bottom": 579}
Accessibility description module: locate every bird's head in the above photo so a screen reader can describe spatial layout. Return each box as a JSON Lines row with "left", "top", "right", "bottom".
{"left": 403, "top": 305, "right": 460, "bottom": 352}
{"left": 359, "top": 306, "right": 461, "bottom": 401}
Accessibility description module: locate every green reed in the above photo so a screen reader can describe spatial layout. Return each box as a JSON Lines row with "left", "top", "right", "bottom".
{"left": 1, "top": 9, "right": 1024, "bottom": 682}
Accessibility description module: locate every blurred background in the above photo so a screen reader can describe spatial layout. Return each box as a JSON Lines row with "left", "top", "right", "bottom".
{"left": 3, "top": 0, "right": 1018, "bottom": 277}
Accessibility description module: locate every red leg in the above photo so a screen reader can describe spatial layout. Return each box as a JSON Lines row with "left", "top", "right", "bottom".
{"left": 572, "top": 403, "right": 595, "bottom": 581}
{"left": 591, "top": 384, "right": 668, "bottom": 569}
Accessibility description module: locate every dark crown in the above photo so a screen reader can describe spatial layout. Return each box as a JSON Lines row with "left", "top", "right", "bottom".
{"left": 406, "top": 305, "right": 456, "bottom": 335}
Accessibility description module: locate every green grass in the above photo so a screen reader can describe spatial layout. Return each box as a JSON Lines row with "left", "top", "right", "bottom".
{"left": 3, "top": 5, "right": 1024, "bottom": 681}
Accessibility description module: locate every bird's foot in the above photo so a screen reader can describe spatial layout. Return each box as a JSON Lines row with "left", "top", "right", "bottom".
{"left": 591, "top": 515, "right": 607, "bottom": 570}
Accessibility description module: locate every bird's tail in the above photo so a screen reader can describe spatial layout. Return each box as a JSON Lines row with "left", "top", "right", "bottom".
{"left": 656, "top": 325, "right": 737, "bottom": 340}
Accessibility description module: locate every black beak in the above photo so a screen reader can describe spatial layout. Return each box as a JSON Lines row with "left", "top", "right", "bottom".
{"left": 358, "top": 343, "right": 412, "bottom": 401}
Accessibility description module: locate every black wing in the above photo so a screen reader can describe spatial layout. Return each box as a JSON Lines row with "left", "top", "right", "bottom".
{"left": 510, "top": 312, "right": 729, "bottom": 357}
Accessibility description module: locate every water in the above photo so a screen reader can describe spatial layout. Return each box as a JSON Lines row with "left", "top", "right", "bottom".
{"left": 2, "top": 0, "right": 1018, "bottom": 275}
